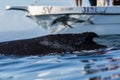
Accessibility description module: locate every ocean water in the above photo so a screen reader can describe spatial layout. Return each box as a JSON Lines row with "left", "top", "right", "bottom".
{"left": 0, "top": 34, "right": 120, "bottom": 80}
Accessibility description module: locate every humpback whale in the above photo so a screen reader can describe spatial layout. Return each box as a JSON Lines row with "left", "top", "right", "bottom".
{"left": 0, "top": 32, "right": 106, "bottom": 56}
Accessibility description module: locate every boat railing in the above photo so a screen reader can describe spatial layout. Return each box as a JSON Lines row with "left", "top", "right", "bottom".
{"left": 75, "top": 0, "right": 120, "bottom": 7}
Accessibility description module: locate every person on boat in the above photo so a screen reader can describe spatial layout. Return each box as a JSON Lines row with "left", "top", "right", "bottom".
{"left": 89, "top": 0, "right": 97, "bottom": 6}
{"left": 76, "top": 0, "right": 82, "bottom": 6}
{"left": 113, "top": 0, "right": 120, "bottom": 5}
{"left": 97, "top": 0, "right": 110, "bottom": 6}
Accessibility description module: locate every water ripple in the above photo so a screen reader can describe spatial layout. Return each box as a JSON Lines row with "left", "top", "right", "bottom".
{"left": 0, "top": 35, "right": 120, "bottom": 80}
{"left": 0, "top": 50, "right": 120, "bottom": 80}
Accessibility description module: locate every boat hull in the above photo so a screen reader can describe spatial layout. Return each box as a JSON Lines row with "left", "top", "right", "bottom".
{"left": 6, "top": 6, "right": 120, "bottom": 35}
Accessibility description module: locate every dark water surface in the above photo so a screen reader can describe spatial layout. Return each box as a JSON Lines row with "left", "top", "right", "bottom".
{"left": 0, "top": 34, "right": 120, "bottom": 80}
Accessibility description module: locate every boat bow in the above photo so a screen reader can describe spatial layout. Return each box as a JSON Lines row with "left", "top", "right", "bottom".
{"left": 6, "top": 6, "right": 28, "bottom": 12}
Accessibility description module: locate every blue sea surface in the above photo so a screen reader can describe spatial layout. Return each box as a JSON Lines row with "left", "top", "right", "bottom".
{"left": 0, "top": 34, "right": 120, "bottom": 80}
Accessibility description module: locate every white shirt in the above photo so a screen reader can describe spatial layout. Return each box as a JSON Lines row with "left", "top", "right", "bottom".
{"left": 97, "top": 0, "right": 110, "bottom": 6}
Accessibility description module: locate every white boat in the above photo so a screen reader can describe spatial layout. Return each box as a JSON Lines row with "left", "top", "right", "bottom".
{"left": 6, "top": 0, "right": 120, "bottom": 35}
